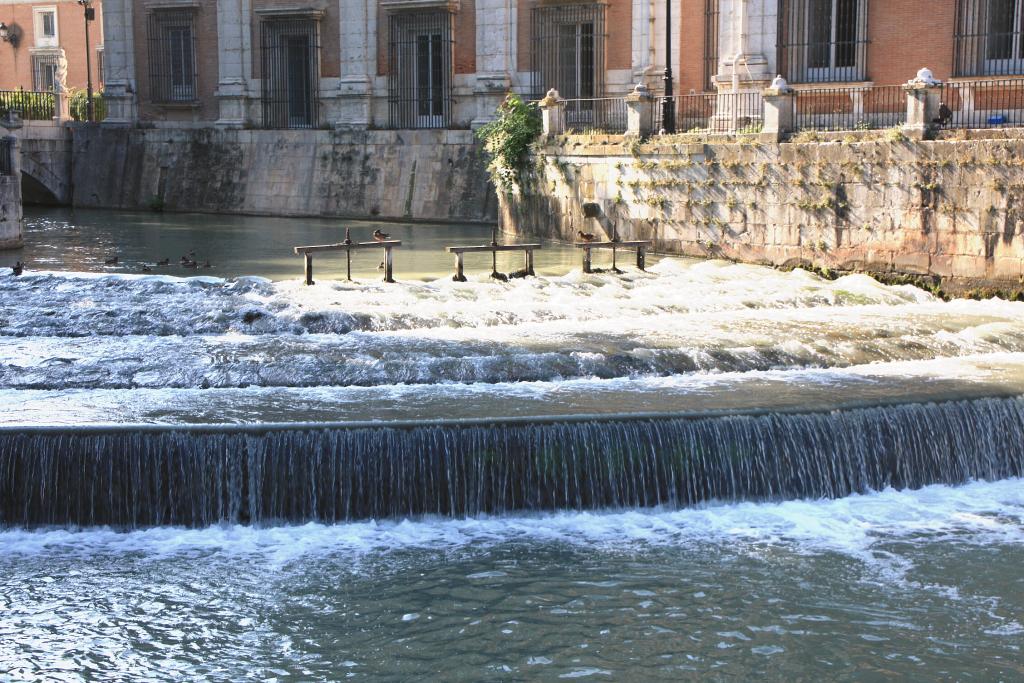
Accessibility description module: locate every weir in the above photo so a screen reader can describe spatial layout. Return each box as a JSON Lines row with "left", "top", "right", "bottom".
{"left": 2, "top": 396, "right": 1023, "bottom": 529}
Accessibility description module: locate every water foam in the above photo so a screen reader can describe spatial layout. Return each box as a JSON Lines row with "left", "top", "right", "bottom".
{"left": 1, "top": 479, "right": 1021, "bottom": 568}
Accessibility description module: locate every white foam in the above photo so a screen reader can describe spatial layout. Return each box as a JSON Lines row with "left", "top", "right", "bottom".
{"left": 2, "top": 480, "right": 1021, "bottom": 569}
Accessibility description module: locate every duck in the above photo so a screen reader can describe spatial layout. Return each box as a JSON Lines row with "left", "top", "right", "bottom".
{"left": 156, "top": 258, "right": 170, "bottom": 266}
{"left": 577, "top": 230, "right": 597, "bottom": 243}
{"left": 180, "top": 255, "right": 191, "bottom": 264}
{"left": 12, "top": 261, "right": 23, "bottom": 276}
{"left": 372, "top": 229, "right": 390, "bottom": 242}
{"left": 142, "top": 266, "right": 152, "bottom": 273}
{"left": 104, "top": 256, "right": 119, "bottom": 265}
{"left": 377, "top": 261, "right": 385, "bottom": 270}
{"left": 182, "top": 259, "right": 199, "bottom": 269}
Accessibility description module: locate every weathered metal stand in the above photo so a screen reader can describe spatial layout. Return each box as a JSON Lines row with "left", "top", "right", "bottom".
{"left": 445, "top": 244, "right": 542, "bottom": 282}
{"left": 575, "top": 240, "right": 653, "bottom": 274}
{"left": 293, "top": 240, "right": 401, "bottom": 284}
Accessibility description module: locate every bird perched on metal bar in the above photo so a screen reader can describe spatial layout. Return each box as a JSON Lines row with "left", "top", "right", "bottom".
{"left": 578, "top": 230, "right": 597, "bottom": 242}
{"left": 373, "top": 229, "right": 390, "bottom": 242}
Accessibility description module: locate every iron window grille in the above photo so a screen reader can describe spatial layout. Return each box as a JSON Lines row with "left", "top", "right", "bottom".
{"left": 147, "top": 9, "right": 198, "bottom": 103}
{"left": 31, "top": 53, "right": 60, "bottom": 92}
{"left": 531, "top": 2, "right": 606, "bottom": 108}
{"left": 387, "top": 10, "right": 454, "bottom": 129}
{"left": 260, "top": 17, "right": 321, "bottom": 129}
{"left": 778, "top": 0, "right": 868, "bottom": 83}
{"left": 704, "top": 0, "right": 720, "bottom": 92}
{"left": 955, "top": 0, "right": 1024, "bottom": 76}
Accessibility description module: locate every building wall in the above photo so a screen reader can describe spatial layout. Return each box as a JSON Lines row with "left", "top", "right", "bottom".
{"left": 0, "top": 0, "right": 104, "bottom": 93}
{"left": 0, "top": 135, "right": 22, "bottom": 249}
{"left": 866, "top": 0, "right": 958, "bottom": 84}
{"left": 102, "top": 0, "right": 1021, "bottom": 130}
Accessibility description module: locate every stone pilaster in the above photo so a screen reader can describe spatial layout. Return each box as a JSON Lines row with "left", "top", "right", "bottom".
{"left": 631, "top": 0, "right": 654, "bottom": 87}
{"left": 334, "top": 0, "right": 376, "bottom": 129}
{"left": 99, "top": 0, "right": 137, "bottom": 124}
{"left": 539, "top": 89, "right": 565, "bottom": 137}
{"left": 761, "top": 76, "right": 795, "bottom": 142}
{"left": 216, "top": 0, "right": 252, "bottom": 126}
{"left": 472, "top": 0, "right": 514, "bottom": 128}
{"left": 717, "top": 0, "right": 775, "bottom": 92}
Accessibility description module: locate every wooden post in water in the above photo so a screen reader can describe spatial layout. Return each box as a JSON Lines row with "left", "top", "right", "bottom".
{"left": 384, "top": 245, "right": 395, "bottom": 283}
{"left": 637, "top": 245, "right": 646, "bottom": 271}
{"left": 582, "top": 246, "right": 592, "bottom": 273}
{"left": 304, "top": 253, "right": 314, "bottom": 285}
{"left": 454, "top": 252, "right": 466, "bottom": 282}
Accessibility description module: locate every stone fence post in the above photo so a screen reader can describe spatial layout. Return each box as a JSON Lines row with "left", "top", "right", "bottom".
{"left": 625, "top": 83, "right": 655, "bottom": 137}
{"left": 539, "top": 88, "right": 565, "bottom": 137}
{"left": 903, "top": 68, "right": 943, "bottom": 140}
{"left": 53, "top": 86, "right": 71, "bottom": 123}
{"left": 761, "top": 75, "right": 796, "bottom": 142}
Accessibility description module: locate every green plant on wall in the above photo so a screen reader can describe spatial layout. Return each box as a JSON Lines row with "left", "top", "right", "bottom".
{"left": 476, "top": 94, "right": 542, "bottom": 193}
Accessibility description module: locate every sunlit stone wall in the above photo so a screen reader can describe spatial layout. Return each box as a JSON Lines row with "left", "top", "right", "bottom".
{"left": 503, "top": 133, "right": 1024, "bottom": 289}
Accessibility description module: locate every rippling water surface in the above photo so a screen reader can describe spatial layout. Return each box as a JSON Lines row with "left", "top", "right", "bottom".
{"left": 2, "top": 481, "right": 1024, "bottom": 680}
{"left": 3, "top": 209, "right": 1024, "bottom": 679}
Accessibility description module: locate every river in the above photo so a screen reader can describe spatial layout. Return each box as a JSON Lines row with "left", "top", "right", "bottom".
{"left": 1, "top": 208, "right": 1022, "bottom": 680}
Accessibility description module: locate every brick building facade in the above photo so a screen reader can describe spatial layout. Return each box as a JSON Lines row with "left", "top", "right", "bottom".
{"left": 97, "top": 0, "right": 1024, "bottom": 129}
{"left": 0, "top": 0, "right": 104, "bottom": 92}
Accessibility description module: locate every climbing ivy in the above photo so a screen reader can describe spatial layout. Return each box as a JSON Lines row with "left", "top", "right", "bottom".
{"left": 476, "top": 94, "right": 542, "bottom": 193}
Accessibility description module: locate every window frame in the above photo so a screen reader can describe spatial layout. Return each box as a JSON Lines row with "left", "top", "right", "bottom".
{"left": 33, "top": 6, "right": 59, "bottom": 49}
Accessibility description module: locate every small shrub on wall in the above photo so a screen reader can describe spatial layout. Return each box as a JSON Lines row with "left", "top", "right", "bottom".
{"left": 70, "top": 89, "right": 106, "bottom": 122}
{"left": 476, "top": 94, "right": 542, "bottom": 193}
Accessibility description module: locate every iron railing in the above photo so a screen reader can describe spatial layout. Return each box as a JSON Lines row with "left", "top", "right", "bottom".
{"left": 260, "top": 17, "right": 321, "bottom": 129}
{"left": 954, "top": 0, "right": 1024, "bottom": 77}
{"left": 387, "top": 10, "right": 454, "bottom": 129}
{"left": 778, "top": 0, "right": 869, "bottom": 84}
{"left": 147, "top": 9, "right": 198, "bottom": 104}
{"left": 794, "top": 84, "right": 906, "bottom": 131}
{"left": 664, "top": 91, "right": 764, "bottom": 133}
{"left": 531, "top": 3, "right": 606, "bottom": 100}
{"left": 704, "top": 0, "right": 720, "bottom": 92}
{"left": 563, "top": 97, "right": 628, "bottom": 133}
{"left": 0, "top": 138, "right": 12, "bottom": 176}
{"left": 0, "top": 90, "right": 55, "bottom": 120}
{"left": 938, "top": 78, "right": 1024, "bottom": 128}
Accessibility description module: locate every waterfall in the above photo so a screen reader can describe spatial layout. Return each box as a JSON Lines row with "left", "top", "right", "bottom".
{"left": 2, "top": 396, "right": 1023, "bottom": 529}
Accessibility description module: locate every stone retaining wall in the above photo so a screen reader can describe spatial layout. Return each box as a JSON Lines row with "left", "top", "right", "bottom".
{"left": 0, "top": 136, "right": 23, "bottom": 250}
{"left": 71, "top": 127, "right": 496, "bottom": 224}
{"left": 501, "top": 134, "right": 1024, "bottom": 290}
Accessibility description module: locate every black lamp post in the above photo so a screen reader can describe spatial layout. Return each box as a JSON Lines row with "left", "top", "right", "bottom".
{"left": 662, "top": 0, "right": 675, "bottom": 133}
{"left": 77, "top": 0, "right": 95, "bottom": 122}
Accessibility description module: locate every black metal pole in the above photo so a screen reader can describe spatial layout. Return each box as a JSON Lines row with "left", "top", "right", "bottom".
{"left": 81, "top": 1, "right": 94, "bottom": 122}
{"left": 662, "top": 0, "right": 675, "bottom": 133}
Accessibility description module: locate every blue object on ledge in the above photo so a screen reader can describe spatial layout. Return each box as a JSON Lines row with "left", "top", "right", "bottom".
{"left": 988, "top": 115, "right": 1007, "bottom": 125}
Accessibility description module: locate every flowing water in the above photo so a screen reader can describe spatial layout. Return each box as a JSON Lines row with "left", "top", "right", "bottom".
{"left": 2, "top": 209, "right": 1024, "bottom": 679}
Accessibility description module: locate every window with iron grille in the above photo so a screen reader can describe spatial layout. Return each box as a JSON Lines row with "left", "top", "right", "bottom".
{"left": 778, "top": 0, "right": 868, "bottom": 83}
{"left": 147, "top": 9, "right": 197, "bottom": 103}
{"left": 704, "top": 0, "right": 720, "bottom": 92}
{"left": 387, "top": 11, "right": 454, "bottom": 129}
{"left": 531, "top": 3, "right": 606, "bottom": 100}
{"left": 955, "top": 0, "right": 1024, "bottom": 76}
{"left": 260, "top": 18, "right": 321, "bottom": 129}
{"left": 32, "top": 53, "right": 60, "bottom": 92}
